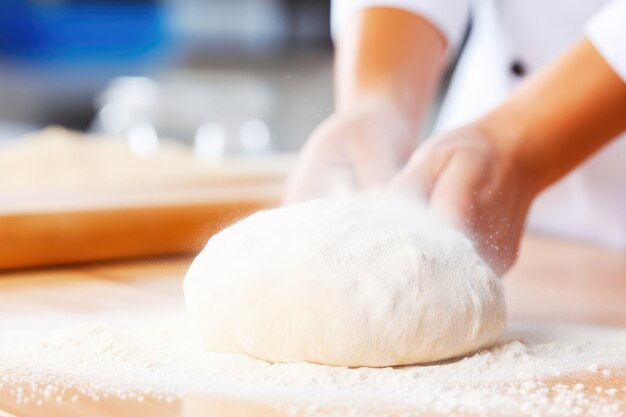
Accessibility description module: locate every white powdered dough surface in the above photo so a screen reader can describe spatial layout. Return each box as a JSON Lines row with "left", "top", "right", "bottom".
{"left": 1, "top": 310, "right": 626, "bottom": 416}
{"left": 184, "top": 198, "right": 506, "bottom": 367}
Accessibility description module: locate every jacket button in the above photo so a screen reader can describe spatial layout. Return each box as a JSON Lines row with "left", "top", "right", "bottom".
{"left": 511, "top": 60, "right": 526, "bottom": 77}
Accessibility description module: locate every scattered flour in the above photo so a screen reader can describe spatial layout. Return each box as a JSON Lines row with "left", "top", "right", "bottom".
{"left": 0, "top": 306, "right": 625, "bottom": 416}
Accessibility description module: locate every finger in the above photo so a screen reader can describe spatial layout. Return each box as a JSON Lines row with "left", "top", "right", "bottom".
{"left": 428, "top": 158, "right": 514, "bottom": 274}
{"left": 387, "top": 141, "right": 451, "bottom": 203}
{"left": 426, "top": 154, "right": 477, "bottom": 232}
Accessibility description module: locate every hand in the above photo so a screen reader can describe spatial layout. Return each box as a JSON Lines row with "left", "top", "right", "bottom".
{"left": 389, "top": 122, "right": 539, "bottom": 275}
{"left": 388, "top": 38, "right": 626, "bottom": 274}
{"left": 284, "top": 6, "right": 446, "bottom": 204}
{"left": 283, "top": 102, "right": 416, "bottom": 204}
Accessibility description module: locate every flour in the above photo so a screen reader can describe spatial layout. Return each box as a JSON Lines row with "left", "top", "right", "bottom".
{"left": 0, "top": 307, "right": 625, "bottom": 416}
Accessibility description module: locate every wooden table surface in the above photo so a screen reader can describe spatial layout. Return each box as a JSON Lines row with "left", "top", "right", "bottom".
{"left": 0, "top": 234, "right": 624, "bottom": 417}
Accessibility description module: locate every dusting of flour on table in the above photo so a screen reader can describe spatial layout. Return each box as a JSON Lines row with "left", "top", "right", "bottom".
{"left": 0, "top": 307, "right": 625, "bottom": 416}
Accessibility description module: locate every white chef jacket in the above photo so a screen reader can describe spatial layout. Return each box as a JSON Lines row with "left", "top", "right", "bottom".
{"left": 332, "top": 0, "right": 626, "bottom": 248}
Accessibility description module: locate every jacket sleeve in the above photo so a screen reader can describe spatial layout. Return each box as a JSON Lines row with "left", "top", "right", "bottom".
{"left": 586, "top": 0, "right": 626, "bottom": 83}
{"left": 331, "top": 0, "right": 471, "bottom": 52}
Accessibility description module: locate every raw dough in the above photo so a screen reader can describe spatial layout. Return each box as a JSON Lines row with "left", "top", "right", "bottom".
{"left": 183, "top": 198, "right": 506, "bottom": 367}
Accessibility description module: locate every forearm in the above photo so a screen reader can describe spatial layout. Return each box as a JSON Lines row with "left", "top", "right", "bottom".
{"left": 480, "top": 38, "right": 626, "bottom": 193}
{"left": 334, "top": 7, "right": 447, "bottom": 136}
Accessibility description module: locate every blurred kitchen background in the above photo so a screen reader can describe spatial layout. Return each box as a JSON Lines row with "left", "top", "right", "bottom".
{"left": 0, "top": 0, "right": 333, "bottom": 155}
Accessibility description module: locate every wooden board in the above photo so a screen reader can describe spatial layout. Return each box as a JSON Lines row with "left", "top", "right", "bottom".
{"left": 0, "top": 128, "right": 289, "bottom": 270}
{"left": 0, "top": 184, "right": 281, "bottom": 270}
{"left": 0, "top": 234, "right": 624, "bottom": 416}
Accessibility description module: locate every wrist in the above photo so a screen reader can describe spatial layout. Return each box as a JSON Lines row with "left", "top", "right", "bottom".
{"left": 475, "top": 108, "right": 547, "bottom": 197}
{"left": 336, "top": 90, "right": 411, "bottom": 120}
{"left": 337, "top": 93, "right": 418, "bottom": 139}
{"left": 475, "top": 39, "right": 626, "bottom": 197}
{"left": 335, "top": 81, "right": 428, "bottom": 141}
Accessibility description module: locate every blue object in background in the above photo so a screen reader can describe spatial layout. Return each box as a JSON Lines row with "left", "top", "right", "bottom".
{"left": 0, "top": 0, "right": 169, "bottom": 64}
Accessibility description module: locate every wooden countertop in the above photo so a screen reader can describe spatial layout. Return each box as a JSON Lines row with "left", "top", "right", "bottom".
{"left": 0, "top": 234, "right": 624, "bottom": 417}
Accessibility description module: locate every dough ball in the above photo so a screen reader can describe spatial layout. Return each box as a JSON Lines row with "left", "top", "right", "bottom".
{"left": 183, "top": 199, "right": 506, "bottom": 367}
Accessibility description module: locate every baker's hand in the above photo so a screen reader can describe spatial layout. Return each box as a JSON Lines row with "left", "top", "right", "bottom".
{"left": 389, "top": 123, "right": 539, "bottom": 275}
{"left": 283, "top": 102, "right": 416, "bottom": 204}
